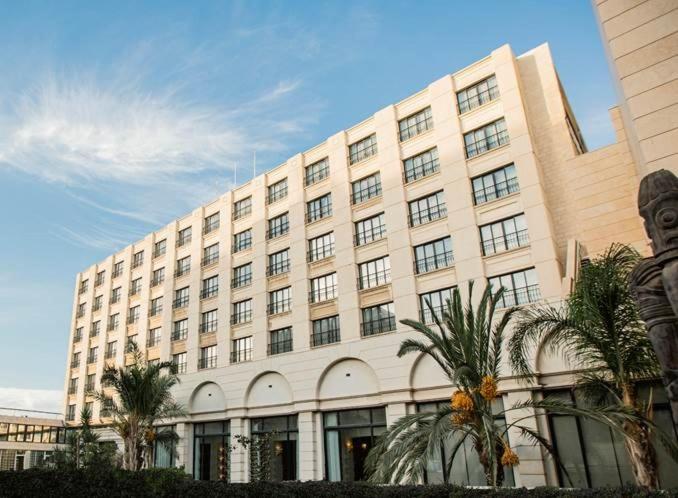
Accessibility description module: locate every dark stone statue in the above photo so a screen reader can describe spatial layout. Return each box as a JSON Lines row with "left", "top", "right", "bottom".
{"left": 629, "top": 169, "right": 678, "bottom": 435}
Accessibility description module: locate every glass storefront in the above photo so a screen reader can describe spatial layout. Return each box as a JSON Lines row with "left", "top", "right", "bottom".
{"left": 153, "top": 425, "right": 176, "bottom": 468}
{"left": 250, "top": 415, "right": 298, "bottom": 481}
{"left": 193, "top": 421, "right": 230, "bottom": 481}
{"left": 323, "top": 407, "right": 386, "bottom": 481}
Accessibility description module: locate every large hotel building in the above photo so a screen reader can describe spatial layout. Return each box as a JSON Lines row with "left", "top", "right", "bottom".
{"left": 62, "top": 42, "right": 677, "bottom": 488}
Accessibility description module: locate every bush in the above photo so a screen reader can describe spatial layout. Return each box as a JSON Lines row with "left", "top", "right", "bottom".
{"left": 0, "top": 469, "right": 676, "bottom": 497}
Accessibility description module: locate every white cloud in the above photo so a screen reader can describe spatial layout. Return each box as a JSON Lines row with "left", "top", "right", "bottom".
{"left": 0, "top": 387, "right": 63, "bottom": 415}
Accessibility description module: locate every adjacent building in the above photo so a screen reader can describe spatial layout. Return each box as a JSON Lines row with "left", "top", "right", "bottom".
{"left": 0, "top": 409, "right": 66, "bottom": 471}
{"left": 62, "top": 42, "right": 676, "bottom": 487}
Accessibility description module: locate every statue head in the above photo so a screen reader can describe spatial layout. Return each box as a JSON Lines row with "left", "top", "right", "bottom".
{"left": 638, "top": 169, "right": 678, "bottom": 257}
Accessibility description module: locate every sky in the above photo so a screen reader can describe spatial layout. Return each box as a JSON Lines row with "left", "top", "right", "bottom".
{"left": 0, "top": 0, "right": 618, "bottom": 413}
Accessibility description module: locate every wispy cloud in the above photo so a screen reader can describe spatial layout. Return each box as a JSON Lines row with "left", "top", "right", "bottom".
{"left": 0, "top": 387, "right": 63, "bottom": 414}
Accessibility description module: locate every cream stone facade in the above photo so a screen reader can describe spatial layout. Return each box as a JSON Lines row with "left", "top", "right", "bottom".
{"left": 0, "top": 411, "right": 66, "bottom": 471}
{"left": 63, "top": 43, "right": 673, "bottom": 487}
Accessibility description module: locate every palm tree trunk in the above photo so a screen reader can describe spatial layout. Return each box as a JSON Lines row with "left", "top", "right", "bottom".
{"left": 622, "top": 385, "right": 659, "bottom": 489}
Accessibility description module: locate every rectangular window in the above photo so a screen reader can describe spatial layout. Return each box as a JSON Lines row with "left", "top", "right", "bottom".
{"left": 105, "top": 341, "right": 117, "bottom": 359}
{"left": 132, "top": 250, "right": 144, "bottom": 269}
{"left": 77, "top": 303, "right": 86, "bottom": 318}
{"left": 403, "top": 147, "right": 439, "bottom": 184}
{"left": 267, "top": 248, "right": 290, "bottom": 276}
{"left": 90, "top": 321, "right": 100, "bottom": 337}
{"left": 267, "top": 178, "right": 288, "bottom": 204}
{"left": 127, "top": 305, "right": 140, "bottom": 324}
{"left": 233, "top": 229, "right": 252, "bottom": 253}
{"left": 87, "top": 347, "right": 98, "bottom": 364}
{"left": 203, "top": 212, "right": 220, "bottom": 235}
{"left": 358, "top": 256, "right": 391, "bottom": 290}
{"left": 351, "top": 172, "right": 382, "bottom": 204}
{"left": 202, "top": 243, "right": 219, "bottom": 267}
{"left": 127, "top": 334, "right": 137, "bottom": 349}
{"left": 471, "top": 164, "right": 519, "bottom": 205}
{"left": 172, "top": 319, "right": 188, "bottom": 341}
{"left": 310, "top": 273, "right": 337, "bottom": 303}
{"left": 152, "top": 267, "right": 165, "bottom": 287}
{"left": 177, "top": 227, "right": 192, "bottom": 247}
{"left": 68, "top": 378, "right": 78, "bottom": 395}
{"left": 79, "top": 279, "right": 88, "bottom": 294}
{"left": 268, "top": 287, "right": 291, "bottom": 315}
{"left": 231, "top": 336, "right": 253, "bottom": 363}
{"left": 129, "top": 277, "right": 142, "bottom": 296}
{"left": 153, "top": 239, "right": 166, "bottom": 258}
{"left": 464, "top": 118, "right": 509, "bottom": 158}
{"left": 173, "top": 352, "right": 187, "bottom": 374}
{"left": 93, "top": 295, "right": 103, "bottom": 311}
{"left": 173, "top": 287, "right": 189, "bottom": 309}
{"left": 199, "top": 345, "right": 218, "bottom": 369}
{"left": 233, "top": 196, "right": 252, "bottom": 220}
{"left": 267, "top": 212, "right": 289, "bottom": 239}
{"left": 399, "top": 106, "right": 433, "bottom": 141}
{"left": 231, "top": 299, "right": 252, "bottom": 325}
{"left": 349, "top": 134, "right": 377, "bottom": 165}
{"left": 414, "top": 236, "right": 453, "bottom": 274}
{"left": 311, "top": 315, "right": 340, "bottom": 347}
{"left": 199, "top": 309, "right": 218, "bottom": 334}
{"left": 361, "top": 302, "right": 396, "bottom": 337}
{"left": 175, "top": 256, "right": 191, "bottom": 278}
{"left": 457, "top": 74, "right": 499, "bottom": 114}
{"left": 305, "top": 157, "right": 329, "bottom": 186}
{"left": 231, "top": 263, "right": 252, "bottom": 288}
{"left": 408, "top": 191, "right": 447, "bottom": 227}
{"left": 308, "top": 232, "right": 335, "bottom": 262}
{"left": 306, "top": 193, "right": 332, "bottom": 223}
{"left": 71, "top": 352, "right": 80, "bottom": 369}
{"left": 113, "top": 261, "right": 124, "bottom": 278}
{"left": 489, "top": 268, "right": 540, "bottom": 308}
{"left": 107, "top": 313, "right": 119, "bottom": 331}
{"left": 74, "top": 327, "right": 83, "bottom": 342}
{"left": 201, "top": 275, "right": 219, "bottom": 299}
{"left": 147, "top": 327, "right": 161, "bottom": 347}
{"left": 480, "top": 214, "right": 529, "bottom": 256}
{"left": 269, "top": 327, "right": 292, "bottom": 355}
{"left": 66, "top": 405, "right": 76, "bottom": 422}
{"left": 95, "top": 270, "right": 105, "bottom": 287}
{"left": 354, "top": 212, "right": 386, "bottom": 246}
{"left": 150, "top": 297, "right": 163, "bottom": 316}
{"left": 419, "top": 287, "right": 455, "bottom": 324}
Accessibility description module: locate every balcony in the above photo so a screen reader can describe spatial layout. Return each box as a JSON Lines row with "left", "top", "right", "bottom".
{"left": 86, "top": 355, "right": 97, "bottom": 364}
{"left": 92, "top": 302, "right": 102, "bottom": 312}
{"left": 171, "top": 330, "right": 187, "bottom": 342}
{"left": 496, "top": 285, "right": 541, "bottom": 308}
{"left": 230, "top": 310, "right": 252, "bottom": 325}
{"left": 231, "top": 274, "right": 252, "bottom": 289}
{"left": 309, "top": 285, "right": 337, "bottom": 304}
{"left": 458, "top": 83, "right": 499, "bottom": 114}
{"left": 172, "top": 296, "right": 189, "bottom": 310}
{"left": 230, "top": 349, "right": 252, "bottom": 364}
{"left": 266, "top": 220, "right": 290, "bottom": 240}
{"left": 203, "top": 221, "right": 219, "bottom": 235}
{"left": 304, "top": 162, "right": 329, "bottom": 186}
{"left": 354, "top": 224, "right": 386, "bottom": 246}
{"left": 67, "top": 386, "right": 77, "bottom": 395}
{"left": 268, "top": 339, "right": 292, "bottom": 356}
{"left": 482, "top": 229, "right": 529, "bottom": 256}
{"left": 306, "top": 206, "right": 332, "bottom": 224}
{"left": 73, "top": 333, "right": 82, "bottom": 343}
{"left": 128, "top": 288, "right": 141, "bottom": 297}
{"left": 361, "top": 316, "right": 396, "bottom": 337}
{"left": 176, "top": 235, "right": 192, "bottom": 247}
{"left": 174, "top": 267, "right": 190, "bottom": 278}
{"left": 473, "top": 177, "right": 520, "bottom": 205}
{"left": 420, "top": 305, "right": 446, "bottom": 325}
{"left": 105, "top": 350, "right": 116, "bottom": 359}
{"left": 126, "top": 316, "right": 139, "bottom": 325}
{"left": 266, "top": 185, "right": 288, "bottom": 204}
{"left": 200, "top": 287, "right": 219, "bottom": 300}
{"left": 89, "top": 329, "right": 99, "bottom": 338}
{"left": 146, "top": 337, "right": 161, "bottom": 348}
{"left": 408, "top": 204, "right": 447, "bottom": 227}
{"left": 150, "top": 306, "right": 163, "bottom": 317}
{"left": 198, "top": 356, "right": 218, "bottom": 370}
{"left": 307, "top": 242, "right": 335, "bottom": 262}
{"left": 153, "top": 247, "right": 166, "bottom": 259}
{"left": 112, "top": 269, "right": 123, "bottom": 279}
{"left": 132, "top": 259, "right": 143, "bottom": 269}
{"left": 233, "top": 204, "right": 252, "bottom": 220}
{"left": 199, "top": 321, "right": 218, "bottom": 334}
{"left": 465, "top": 127, "right": 509, "bottom": 159}
{"left": 351, "top": 183, "right": 382, "bottom": 205}
{"left": 267, "top": 259, "right": 290, "bottom": 277}
{"left": 76, "top": 310, "right": 86, "bottom": 319}
{"left": 70, "top": 361, "right": 80, "bottom": 369}
{"left": 311, "top": 328, "right": 340, "bottom": 347}
{"left": 173, "top": 361, "right": 187, "bottom": 374}
{"left": 358, "top": 269, "right": 391, "bottom": 290}
{"left": 414, "top": 251, "right": 454, "bottom": 274}
{"left": 267, "top": 298, "right": 291, "bottom": 316}
{"left": 151, "top": 277, "right": 164, "bottom": 287}
{"left": 202, "top": 253, "right": 219, "bottom": 267}
{"left": 110, "top": 295, "right": 121, "bottom": 305}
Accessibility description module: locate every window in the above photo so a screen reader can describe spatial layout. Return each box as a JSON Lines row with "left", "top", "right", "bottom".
{"left": 267, "top": 178, "right": 288, "bottom": 204}
{"left": 250, "top": 415, "right": 299, "bottom": 481}
{"left": 71, "top": 352, "right": 81, "bottom": 369}
{"left": 231, "top": 336, "right": 252, "bottom": 363}
{"left": 105, "top": 341, "right": 117, "bottom": 359}
{"left": 77, "top": 303, "right": 86, "bottom": 318}
{"left": 66, "top": 405, "right": 76, "bottom": 422}
{"left": 351, "top": 172, "right": 382, "bottom": 205}
{"left": 399, "top": 106, "right": 433, "bottom": 141}
{"left": 153, "top": 239, "right": 166, "bottom": 258}
{"left": 267, "top": 248, "right": 290, "bottom": 276}
{"left": 489, "top": 268, "right": 540, "bottom": 308}
{"left": 132, "top": 250, "right": 144, "bottom": 269}
{"left": 193, "top": 421, "right": 230, "bottom": 481}
{"left": 172, "top": 319, "right": 188, "bottom": 341}
{"left": 202, "top": 243, "right": 219, "bottom": 267}
{"left": 231, "top": 263, "right": 252, "bottom": 288}
{"left": 113, "top": 261, "right": 124, "bottom": 278}
{"left": 100, "top": 398, "right": 114, "bottom": 419}
{"left": 269, "top": 327, "right": 292, "bottom": 355}
{"left": 87, "top": 347, "right": 98, "bottom": 364}
{"left": 177, "top": 227, "right": 192, "bottom": 247}
{"left": 361, "top": 302, "right": 396, "bottom": 337}
{"left": 175, "top": 256, "right": 191, "bottom": 278}
{"left": 305, "top": 157, "right": 329, "bottom": 186}
{"left": 457, "top": 74, "right": 499, "bottom": 114}
{"left": 172, "top": 352, "right": 187, "bottom": 374}
{"left": 306, "top": 193, "right": 332, "bottom": 223}
{"left": 471, "top": 164, "right": 519, "bottom": 205}
{"left": 199, "top": 345, "right": 218, "bottom": 369}
{"left": 414, "top": 237, "right": 453, "bottom": 274}
{"left": 147, "top": 327, "right": 162, "bottom": 346}
{"left": 233, "top": 196, "right": 252, "bottom": 220}
{"left": 358, "top": 256, "right": 391, "bottom": 290}
{"left": 68, "top": 378, "right": 78, "bottom": 395}
{"left": 354, "top": 213, "right": 386, "bottom": 246}
{"left": 93, "top": 295, "right": 103, "bottom": 312}
{"left": 408, "top": 191, "right": 447, "bottom": 227}
{"left": 308, "top": 232, "right": 335, "bottom": 262}
{"left": 95, "top": 270, "right": 105, "bottom": 287}
{"left": 127, "top": 305, "right": 140, "bottom": 324}
{"left": 129, "top": 277, "right": 142, "bottom": 296}
{"left": 203, "top": 212, "right": 220, "bottom": 235}
{"left": 173, "top": 287, "right": 189, "bottom": 309}
{"left": 110, "top": 287, "right": 122, "bottom": 304}
{"left": 268, "top": 287, "right": 291, "bottom": 315}
{"left": 74, "top": 327, "right": 83, "bottom": 342}
{"left": 90, "top": 321, "right": 100, "bottom": 337}
{"left": 403, "top": 147, "right": 439, "bottom": 183}
{"left": 233, "top": 229, "right": 252, "bottom": 253}
{"left": 324, "top": 408, "right": 386, "bottom": 482}
{"left": 231, "top": 299, "right": 252, "bottom": 325}
{"left": 152, "top": 267, "right": 165, "bottom": 287}
{"left": 311, "top": 315, "right": 340, "bottom": 347}
{"left": 464, "top": 118, "right": 509, "bottom": 158}
{"left": 107, "top": 313, "right": 119, "bottom": 331}
{"left": 200, "top": 309, "right": 218, "bottom": 334}
{"left": 150, "top": 297, "right": 163, "bottom": 316}
{"left": 79, "top": 279, "right": 88, "bottom": 294}
{"left": 126, "top": 334, "right": 137, "bottom": 349}
{"left": 310, "top": 273, "right": 337, "bottom": 303}
{"left": 419, "top": 287, "right": 455, "bottom": 324}
{"left": 480, "top": 214, "right": 529, "bottom": 256}
{"left": 201, "top": 275, "right": 219, "bottom": 299}
{"left": 267, "top": 212, "right": 289, "bottom": 239}
{"left": 349, "top": 134, "right": 377, "bottom": 165}
{"left": 85, "top": 374, "right": 96, "bottom": 392}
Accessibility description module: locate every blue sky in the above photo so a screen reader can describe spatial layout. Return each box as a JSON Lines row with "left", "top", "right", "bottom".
{"left": 0, "top": 0, "right": 616, "bottom": 412}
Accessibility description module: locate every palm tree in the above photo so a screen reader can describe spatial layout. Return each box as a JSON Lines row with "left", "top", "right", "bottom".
{"left": 509, "top": 243, "right": 678, "bottom": 489}
{"left": 91, "top": 341, "right": 186, "bottom": 470}
{"left": 53, "top": 406, "right": 116, "bottom": 469}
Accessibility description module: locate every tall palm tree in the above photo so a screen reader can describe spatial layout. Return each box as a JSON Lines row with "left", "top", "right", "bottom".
{"left": 91, "top": 342, "right": 186, "bottom": 470}
{"left": 509, "top": 243, "right": 678, "bottom": 489}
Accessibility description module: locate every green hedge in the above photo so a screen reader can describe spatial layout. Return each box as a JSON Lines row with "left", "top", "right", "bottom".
{"left": 0, "top": 469, "right": 675, "bottom": 497}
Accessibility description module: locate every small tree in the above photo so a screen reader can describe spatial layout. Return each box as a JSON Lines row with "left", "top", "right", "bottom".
{"left": 52, "top": 407, "right": 117, "bottom": 470}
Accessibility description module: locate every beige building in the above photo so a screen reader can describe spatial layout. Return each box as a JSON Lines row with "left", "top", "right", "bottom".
{"left": 0, "top": 409, "right": 66, "bottom": 471}
{"left": 62, "top": 42, "right": 675, "bottom": 487}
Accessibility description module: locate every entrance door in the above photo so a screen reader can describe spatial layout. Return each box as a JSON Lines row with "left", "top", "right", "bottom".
{"left": 199, "top": 443, "right": 211, "bottom": 480}
{"left": 352, "top": 436, "right": 372, "bottom": 481}
{"left": 15, "top": 454, "right": 24, "bottom": 471}
{"left": 281, "top": 440, "right": 297, "bottom": 480}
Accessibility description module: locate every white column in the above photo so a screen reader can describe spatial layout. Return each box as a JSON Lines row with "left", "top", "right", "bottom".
{"left": 229, "top": 417, "right": 248, "bottom": 482}
{"left": 298, "top": 410, "right": 317, "bottom": 480}
{"left": 504, "top": 391, "right": 547, "bottom": 487}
